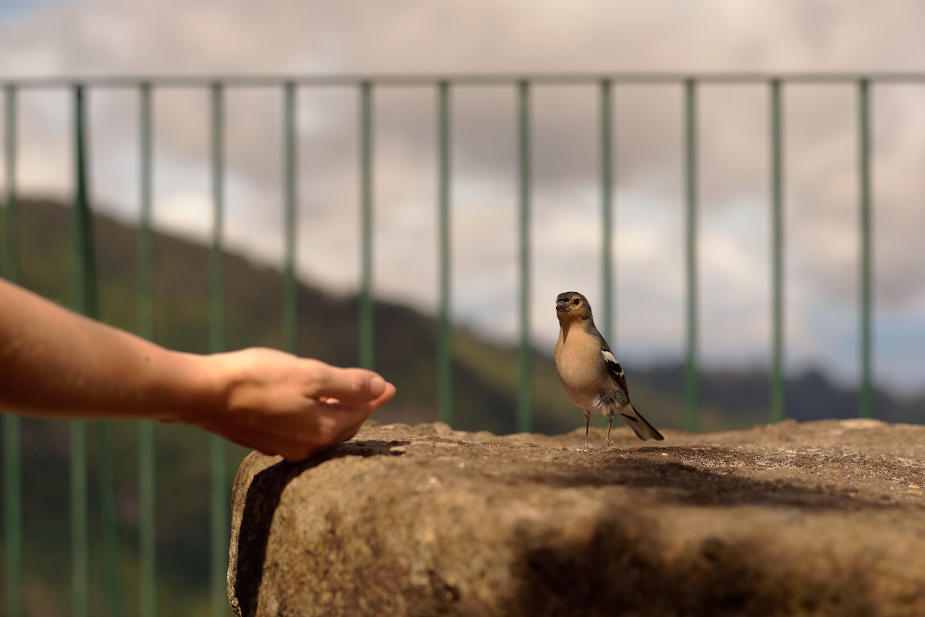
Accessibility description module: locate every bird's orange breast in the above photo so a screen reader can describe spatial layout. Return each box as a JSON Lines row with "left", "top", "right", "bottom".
{"left": 554, "top": 326, "right": 604, "bottom": 408}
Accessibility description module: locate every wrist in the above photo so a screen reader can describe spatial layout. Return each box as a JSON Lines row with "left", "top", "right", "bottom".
{"left": 165, "top": 351, "right": 232, "bottom": 426}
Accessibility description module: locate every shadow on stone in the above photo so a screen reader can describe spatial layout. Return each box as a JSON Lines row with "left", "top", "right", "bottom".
{"left": 506, "top": 512, "right": 877, "bottom": 617}
{"left": 527, "top": 446, "right": 913, "bottom": 511}
{"left": 232, "top": 440, "right": 407, "bottom": 617}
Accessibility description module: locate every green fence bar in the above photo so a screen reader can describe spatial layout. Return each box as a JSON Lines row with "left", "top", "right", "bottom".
{"left": 96, "top": 416, "right": 122, "bottom": 617}
{"left": 72, "top": 84, "right": 123, "bottom": 617}
{"left": 359, "top": 81, "right": 374, "bottom": 370}
{"left": 3, "top": 83, "right": 22, "bottom": 617}
{"left": 858, "top": 79, "right": 874, "bottom": 418}
{"left": 69, "top": 422, "right": 88, "bottom": 617}
{"left": 210, "top": 84, "right": 226, "bottom": 357}
{"left": 769, "top": 80, "right": 786, "bottom": 423}
{"left": 70, "top": 84, "right": 93, "bottom": 617}
{"left": 3, "top": 86, "right": 17, "bottom": 282}
{"left": 209, "top": 82, "right": 228, "bottom": 617}
{"left": 437, "top": 81, "right": 452, "bottom": 425}
{"left": 2, "top": 412, "right": 21, "bottom": 617}
{"left": 137, "top": 81, "right": 156, "bottom": 617}
{"left": 517, "top": 80, "right": 532, "bottom": 433}
{"left": 283, "top": 82, "right": 299, "bottom": 354}
{"left": 600, "top": 79, "right": 614, "bottom": 342}
{"left": 684, "top": 80, "right": 699, "bottom": 432}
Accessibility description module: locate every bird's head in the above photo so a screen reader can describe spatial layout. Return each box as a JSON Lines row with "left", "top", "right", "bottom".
{"left": 555, "top": 291, "right": 592, "bottom": 323}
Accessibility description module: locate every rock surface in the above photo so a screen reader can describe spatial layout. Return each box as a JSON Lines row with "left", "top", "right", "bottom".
{"left": 227, "top": 419, "right": 925, "bottom": 616}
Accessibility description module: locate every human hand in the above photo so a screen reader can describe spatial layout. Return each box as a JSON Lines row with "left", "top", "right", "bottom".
{"left": 190, "top": 347, "right": 396, "bottom": 462}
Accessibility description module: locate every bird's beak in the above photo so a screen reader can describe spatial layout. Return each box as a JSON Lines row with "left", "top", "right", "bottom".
{"left": 555, "top": 300, "right": 569, "bottom": 312}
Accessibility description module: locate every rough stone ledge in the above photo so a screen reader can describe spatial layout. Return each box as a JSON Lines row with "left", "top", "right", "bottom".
{"left": 227, "top": 419, "right": 925, "bottom": 617}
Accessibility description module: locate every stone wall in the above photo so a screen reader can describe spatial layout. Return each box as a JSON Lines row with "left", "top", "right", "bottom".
{"left": 228, "top": 419, "right": 925, "bottom": 616}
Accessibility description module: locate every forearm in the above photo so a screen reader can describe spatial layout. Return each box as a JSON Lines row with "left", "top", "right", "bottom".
{"left": 0, "top": 278, "right": 220, "bottom": 422}
{"left": 0, "top": 278, "right": 397, "bottom": 460}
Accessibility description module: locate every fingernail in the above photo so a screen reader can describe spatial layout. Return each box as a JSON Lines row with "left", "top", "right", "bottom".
{"left": 369, "top": 375, "right": 386, "bottom": 397}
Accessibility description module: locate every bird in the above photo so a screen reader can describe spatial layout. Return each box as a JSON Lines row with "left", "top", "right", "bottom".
{"left": 553, "top": 291, "right": 664, "bottom": 449}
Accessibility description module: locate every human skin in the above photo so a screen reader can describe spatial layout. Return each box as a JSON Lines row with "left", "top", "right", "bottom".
{"left": 0, "top": 278, "right": 396, "bottom": 461}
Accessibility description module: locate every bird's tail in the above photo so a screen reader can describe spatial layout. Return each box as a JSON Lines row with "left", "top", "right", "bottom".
{"left": 617, "top": 405, "right": 665, "bottom": 441}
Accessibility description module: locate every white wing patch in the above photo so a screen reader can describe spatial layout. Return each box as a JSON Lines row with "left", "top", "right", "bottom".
{"left": 596, "top": 349, "right": 630, "bottom": 410}
{"left": 601, "top": 349, "right": 624, "bottom": 377}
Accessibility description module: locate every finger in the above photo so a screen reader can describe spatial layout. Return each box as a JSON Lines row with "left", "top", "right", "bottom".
{"left": 320, "top": 382, "right": 396, "bottom": 414}
{"left": 315, "top": 384, "right": 394, "bottom": 446}
{"left": 370, "top": 381, "right": 397, "bottom": 407}
{"left": 307, "top": 364, "right": 387, "bottom": 403}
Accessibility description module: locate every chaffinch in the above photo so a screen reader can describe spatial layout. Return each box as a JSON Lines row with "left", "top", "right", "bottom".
{"left": 554, "top": 291, "right": 664, "bottom": 449}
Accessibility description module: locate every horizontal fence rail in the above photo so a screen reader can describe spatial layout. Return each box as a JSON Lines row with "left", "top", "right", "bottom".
{"left": 4, "top": 71, "right": 925, "bottom": 88}
{"left": 0, "top": 71, "right": 894, "bottom": 614}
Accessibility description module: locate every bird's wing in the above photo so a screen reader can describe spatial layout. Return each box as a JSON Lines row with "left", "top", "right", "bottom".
{"left": 601, "top": 348, "right": 630, "bottom": 397}
{"left": 586, "top": 322, "right": 631, "bottom": 404}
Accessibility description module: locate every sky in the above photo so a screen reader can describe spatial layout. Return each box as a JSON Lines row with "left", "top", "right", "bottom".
{"left": 1, "top": 0, "right": 925, "bottom": 393}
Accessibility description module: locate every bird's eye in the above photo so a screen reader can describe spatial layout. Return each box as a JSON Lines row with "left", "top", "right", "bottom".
{"left": 572, "top": 298, "right": 580, "bottom": 305}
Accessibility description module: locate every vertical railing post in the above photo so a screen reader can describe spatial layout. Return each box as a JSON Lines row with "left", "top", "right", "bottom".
{"left": 517, "top": 80, "right": 532, "bottom": 433}
{"left": 769, "top": 79, "right": 786, "bottom": 423}
{"left": 283, "top": 81, "right": 299, "bottom": 354}
{"left": 858, "top": 79, "right": 874, "bottom": 418}
{"left": 3, "top": 83, "right": 23, "bottom": 617}
{"left": 2, "top": 86, "right": 17, "bottom": 283}
{"left": 359, "top": 81, "right": 374, "bottom": 370}
{"left": 437, "top": 81, "right": 453, "bottom": 425}
{"left": 72, "top": 83, "right": 123, "bottom": 617}
{"left": 70, "top": 83, "right": 92, "bottom": 617}
{"left": 96, "top": 424, "right": 122, "bottom": 617}
{"left": 137, "top": 81, "right": 156, "bottom": 617}
{"left": 600, "top": 79, "right": 614, "bottom": 342}
{"left": 208, "top": 81, "right": 228, "bottom": 617}
{"left": 684, "top": 79, "right": 699, "bottom": 432}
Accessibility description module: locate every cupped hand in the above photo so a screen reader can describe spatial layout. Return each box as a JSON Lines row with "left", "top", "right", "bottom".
{"left": 193, "top": 347, "right": 396, "bottom": 461}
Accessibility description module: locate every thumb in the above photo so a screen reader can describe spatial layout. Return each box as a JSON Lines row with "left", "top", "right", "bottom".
{"left": 307, "top": 365, "right": 387, "bottom": 404}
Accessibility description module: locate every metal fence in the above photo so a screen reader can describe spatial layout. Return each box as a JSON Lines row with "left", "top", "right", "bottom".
{"left": 0, "top": 71, "right": 900, "bottom": 615}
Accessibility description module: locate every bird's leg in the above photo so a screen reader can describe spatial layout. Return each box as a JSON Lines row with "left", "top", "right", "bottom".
{"left": 606, "top": 415, "right": 613, "bottom": 446}
{"left": 584, "top": 415, "right": 591, "bottom": 450}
